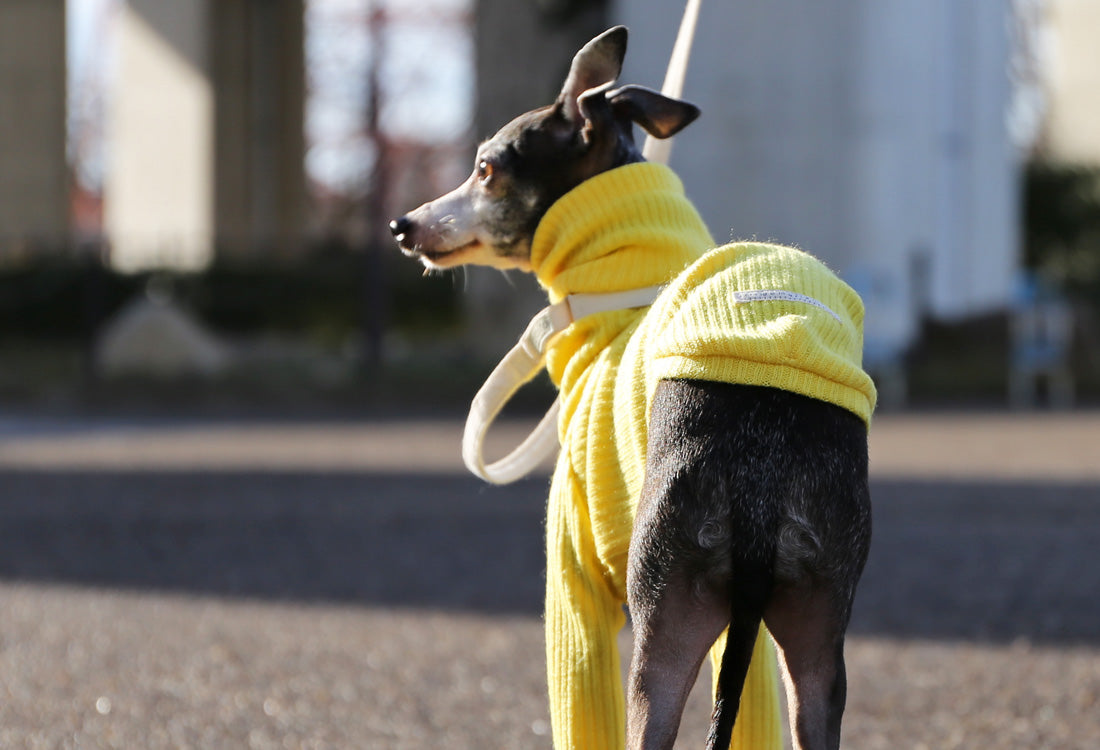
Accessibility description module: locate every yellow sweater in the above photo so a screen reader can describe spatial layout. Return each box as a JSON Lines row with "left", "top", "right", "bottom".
{"left": 529, "top": 162, "right": 876, "bottom": 749}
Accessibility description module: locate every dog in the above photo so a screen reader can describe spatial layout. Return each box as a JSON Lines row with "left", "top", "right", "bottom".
{"left": 391, "top": 26, "right": 874, "bottom": 750}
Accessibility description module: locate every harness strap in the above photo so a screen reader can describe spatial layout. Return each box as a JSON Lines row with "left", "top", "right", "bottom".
{"left": 462, "top": 287, "right": 663, "bottom": 484}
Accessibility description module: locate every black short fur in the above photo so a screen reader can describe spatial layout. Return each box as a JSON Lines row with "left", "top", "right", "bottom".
{"left": 628, "top": 379, "right": 871, "bottom": 749}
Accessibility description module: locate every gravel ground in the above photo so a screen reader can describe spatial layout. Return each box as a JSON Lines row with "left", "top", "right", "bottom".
{"left": 0, "top": 410, "right": 1097, "bottom": 748}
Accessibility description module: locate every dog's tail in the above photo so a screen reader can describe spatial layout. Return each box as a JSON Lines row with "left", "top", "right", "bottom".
{"left": 706, "top": 560, "right": 778, "bottom": 750}
{"left": 706, "top": 648, "right": 739, "bottom": 748}
{"left": 704, "top": 617, "right": 761, "bottom": 749}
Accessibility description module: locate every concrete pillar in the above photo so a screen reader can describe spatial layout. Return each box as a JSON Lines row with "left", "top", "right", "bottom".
{"left": 0, "top": 0, "right": 68, "bottom": 244}
{"left": 212, "top": 0, "right": 306, "bottom": 253}
{"left": 106, "top": 0, "right": 305, "bottom": 272}
{"left": 1045, "top": 0, "right": 1100, "bottom": 165}
{"left": 476, "top": 0, "right": 609, "bottom": 138}
{"left": 106, "top": 0, "right": 215, "bottom": 271}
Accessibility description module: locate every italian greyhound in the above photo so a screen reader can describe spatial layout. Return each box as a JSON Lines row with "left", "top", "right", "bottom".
{"left": 391, "top": 26, "right": 871, "bottom": 750}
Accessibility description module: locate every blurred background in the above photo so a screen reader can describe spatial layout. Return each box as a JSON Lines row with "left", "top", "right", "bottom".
{"left": 1, "top": 0, "right": 1097, "bottom": 413}
{"left": 1, "top": 3, "right": 1099, "bottom": 748}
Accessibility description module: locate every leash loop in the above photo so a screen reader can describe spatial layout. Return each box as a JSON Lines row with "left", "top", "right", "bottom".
{"left": 462, "top": 288, "right": 664, "bottom": 484}
{"left": 462, "top": 308, "right": 559, "bottom": 485}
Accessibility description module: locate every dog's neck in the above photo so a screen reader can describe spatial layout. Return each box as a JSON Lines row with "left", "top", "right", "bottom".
{"left": 528, "top": 162, "right": 713, "bottom": 387}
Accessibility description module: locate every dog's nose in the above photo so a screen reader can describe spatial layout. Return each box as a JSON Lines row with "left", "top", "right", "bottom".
{"left": 389, "top": 216, "right": 412, "bottom": 240}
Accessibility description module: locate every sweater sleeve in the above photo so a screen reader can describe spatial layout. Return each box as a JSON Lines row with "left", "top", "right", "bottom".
{"left": 545, "top": 457, "right": 628, "bottom": 749}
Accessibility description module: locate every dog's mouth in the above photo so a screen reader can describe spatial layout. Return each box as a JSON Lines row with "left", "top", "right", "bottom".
{"left": 400, "top": 238, "right": 482, "bottom": 270}
{"left": 391, "top": 208, "right": 531, "bottom": 272}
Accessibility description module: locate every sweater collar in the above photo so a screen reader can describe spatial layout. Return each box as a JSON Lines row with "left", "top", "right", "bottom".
{"left": 530, "top": 162, "right": 714, "bottom": 303}
{"left": 528, "top": 162, "right": 714, "bottom": 389}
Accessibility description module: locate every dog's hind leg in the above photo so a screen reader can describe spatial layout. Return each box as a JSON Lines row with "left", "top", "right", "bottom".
{"left": 624, "top": 408, "right": 736, "bottom": 748}
{"left": 762, "top": 400, "right": 871, "bottom": 750}
{"left": 626, "top": 526, "right": 778, "bottom": 750}
{"left": 762, "top": 494, "right": 869, "bottom": 750}
{"left": 764, "top": 585, "right": 849, "bottom": 750}
{"left": 625, "top": 380, "right": 780, "bottom": 750}
{"left": 625, "top": 556, "right": 734, "bottom": 750}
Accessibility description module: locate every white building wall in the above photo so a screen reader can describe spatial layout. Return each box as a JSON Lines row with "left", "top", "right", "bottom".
{"left": 615, "top": 0, "right": 1019, "bottom": 355}
{"left": 924, "top": 0, "right": 1019, "bottom": 319}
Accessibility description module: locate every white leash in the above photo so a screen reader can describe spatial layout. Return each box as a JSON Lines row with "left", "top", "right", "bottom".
{"left": 642, "top": 0, "right": 704, "bottom": 163}
{"left": 463, "top": 287, "right": 663, "bottom": 484}
{"left": 462, "top": 3, "right": 704, "bottom": 484}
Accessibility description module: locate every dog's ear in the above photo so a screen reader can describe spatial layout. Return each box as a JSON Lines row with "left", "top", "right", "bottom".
{"left": 575, "top": 81, "right": 618, "bottom": 146}
{"left": 607, "top": 85, "right": 700, "bottom": 139}
{"left": 557, "top": 26, "right": 628, "bottom": 126}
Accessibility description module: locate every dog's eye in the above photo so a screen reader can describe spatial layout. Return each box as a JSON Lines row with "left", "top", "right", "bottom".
{"left": 477, "top": 159, "right": 494, "bottom": 184}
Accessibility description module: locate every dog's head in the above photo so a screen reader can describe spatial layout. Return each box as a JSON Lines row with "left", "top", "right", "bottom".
{"left": 390, "top": 26, "right": 700, "bottom": 271}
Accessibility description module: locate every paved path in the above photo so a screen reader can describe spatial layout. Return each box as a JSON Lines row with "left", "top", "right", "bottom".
{"left": 0, "top": 411, "right": 1097, "bottom": 748}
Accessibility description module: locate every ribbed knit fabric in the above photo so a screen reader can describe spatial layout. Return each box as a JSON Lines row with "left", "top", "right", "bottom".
{"left": 529, "top": 162, "right": 875, "bottom": 749}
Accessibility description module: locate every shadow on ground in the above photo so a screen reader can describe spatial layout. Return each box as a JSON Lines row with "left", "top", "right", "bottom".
{"left": 0, "top": 469, "right": 1097, "bottom": 645}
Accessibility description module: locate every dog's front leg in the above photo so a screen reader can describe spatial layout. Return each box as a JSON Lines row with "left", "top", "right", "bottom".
{"left": 545, "top": 462, "right": 629, "bottom": 749}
